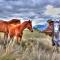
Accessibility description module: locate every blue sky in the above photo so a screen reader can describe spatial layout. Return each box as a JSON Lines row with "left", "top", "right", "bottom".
{"left": 0, "top": 0, "right": 60, "bottom": 26}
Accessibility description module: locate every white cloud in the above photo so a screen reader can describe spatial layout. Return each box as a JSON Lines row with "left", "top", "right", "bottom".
{"left": 0, "top": 17, "right": 47, "bottom": 26}
{"left": 5, "top": 5, "right": 13, "bottom": 9}
{"left": 32, "top": 21, "right": 47, "bottom": 26}
{"left": 44, "top": 5, "right": 60, "bottom": 18}
{"left": 32, "top": 18, "right": 47, "bottom": 26}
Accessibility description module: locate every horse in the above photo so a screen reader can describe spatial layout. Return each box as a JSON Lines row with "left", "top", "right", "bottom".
{"left": 0, "top": 19, "right": 21, "bottom": 39}
{"left": 43, "top": 20, "right": 54, "bottom": 36}
{"left": 42, "top": 20, "right": 55, "bottom": 46}
{"left": 8, "top": 20, "right": 33, "bottom": 44}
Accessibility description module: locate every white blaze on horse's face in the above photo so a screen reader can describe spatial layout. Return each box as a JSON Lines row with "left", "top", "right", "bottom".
{"left": 27, "top": 20, "right": 33, "bottom": 32}
{"left": 54, "top": 21, "right": 59, "bottom": 32}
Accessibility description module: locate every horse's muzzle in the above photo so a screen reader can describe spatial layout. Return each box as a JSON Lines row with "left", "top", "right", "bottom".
{"left": 31, "top": 30, "right": 33, "bottom": 32}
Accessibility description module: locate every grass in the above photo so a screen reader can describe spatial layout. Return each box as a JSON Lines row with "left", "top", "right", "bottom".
{"left": 0, "top": 30, "right": 60, "bottom": 60}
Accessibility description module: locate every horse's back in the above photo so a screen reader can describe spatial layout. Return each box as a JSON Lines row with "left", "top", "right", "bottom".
{"left": 0, "top": 20, "right": 8, "bottom": 32}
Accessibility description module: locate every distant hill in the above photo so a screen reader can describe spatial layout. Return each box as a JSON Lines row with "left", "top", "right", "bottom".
{"left": 33, "top": 24, "right": 48, "bottom": 31}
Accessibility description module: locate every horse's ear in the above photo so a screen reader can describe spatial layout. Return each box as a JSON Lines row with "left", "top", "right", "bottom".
{"left": 29, "top": 20, "right": 31, "bottom": 23}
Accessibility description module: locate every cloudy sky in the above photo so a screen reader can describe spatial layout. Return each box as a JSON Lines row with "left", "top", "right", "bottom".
{"left": 0, "top": 0, "right": 60, "bottom": 26}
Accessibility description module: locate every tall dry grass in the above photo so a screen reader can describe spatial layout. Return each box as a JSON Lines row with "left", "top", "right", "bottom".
{"left": 0, "top": 30, "right": 60, "bottom": 60}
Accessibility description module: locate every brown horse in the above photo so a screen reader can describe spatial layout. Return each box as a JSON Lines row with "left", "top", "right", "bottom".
{"left": 0, "top": 19, "right": 21, "bottom": 39}
{"left": 8, "top": 20, "right": 33, "bottom": 44}
{"left": 42, "top": 20, "right": 55, "bottom": 46}
{"left": 43, "top": 20, "right": 54, "bottom": 36}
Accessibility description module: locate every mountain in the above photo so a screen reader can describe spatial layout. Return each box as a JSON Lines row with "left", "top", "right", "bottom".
{"left": 33, "top": 24, "right": 48, "bottom": 31}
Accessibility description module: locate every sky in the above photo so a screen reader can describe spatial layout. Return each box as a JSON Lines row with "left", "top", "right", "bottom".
{"left": 0, "top": 0, "right": 60, "bottom": 26}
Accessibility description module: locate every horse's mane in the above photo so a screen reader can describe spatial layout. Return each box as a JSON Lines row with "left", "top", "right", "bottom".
{"left": 17, "top": 20, "right": 32, "bottom": 28}
{"left": 22, "top": 20, "right": 31, "bottom": 24}
{"left": 8, "top": 19, "right": 20, "bottom": 24}
{"left": 9, "top": 20, "right": 32, "bottom": 30}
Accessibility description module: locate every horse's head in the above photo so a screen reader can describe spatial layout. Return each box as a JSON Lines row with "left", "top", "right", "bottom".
{"left": 47, "top": 20, "right": 54, "bottom": 26}
{"left": 27, "top": 20, "right": 33, "bottom": 32}
{"left": 9, "top": 19, "right": 21, "bottom": 25}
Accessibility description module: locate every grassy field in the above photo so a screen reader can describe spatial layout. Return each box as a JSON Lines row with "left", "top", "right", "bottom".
{"left": 0, "top": 30, "right": 60, "bottom": 60}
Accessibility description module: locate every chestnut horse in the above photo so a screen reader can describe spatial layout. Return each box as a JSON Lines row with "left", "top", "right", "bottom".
{"left": 0, "top": 19, "right": 20, "bottom": 39}
{"left": 8, "top": 20, "right": 33, "bottom": 44}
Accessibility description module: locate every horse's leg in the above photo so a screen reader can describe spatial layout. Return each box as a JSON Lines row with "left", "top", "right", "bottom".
{"left": 9, "top": 35, "right": 13, "bottom": 42}
{"left": 20, "top": 36, "right": 22, "bottom": 41}
{"left": 4, "top": 33, "right": 8, "bottom": 48}
{"left": 6, "top": 35, "right": 13, "bottom": 48}
{"left": 6, "top": 35, "right": 13, "bottom": 47}
{"left": 4, "top": 33, "right": 8, "bottom": 39}
{"left": 16, "top": 36, "right": 19, "bottom": 44}
{"left": 15, "top": 36, "right": 21, "bottom": 45}
{"left": 18, "top": 34, "right": 22, "bottom": 42}
{"left": 20, "top": 33, "right": 23, "bottom": 41}
{"left": 6, "top": 36, "right": 14, "bottom": 53}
